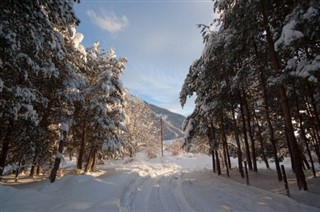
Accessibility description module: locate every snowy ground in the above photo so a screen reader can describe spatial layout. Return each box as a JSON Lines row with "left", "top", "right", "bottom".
{"left": 1, "top": 152, "right": 320, "bottom": 212}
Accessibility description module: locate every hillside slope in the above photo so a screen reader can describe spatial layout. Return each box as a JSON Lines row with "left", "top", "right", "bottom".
{"left": 147, "top": 103, "right": 185, "bottom": 140}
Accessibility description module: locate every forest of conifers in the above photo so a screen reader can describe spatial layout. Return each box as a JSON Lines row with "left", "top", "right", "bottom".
{"left": 180, "top": 0, "right": 320, "bottom": 191}
{"left": 0, "top": 0, "right": 320, "bottom": 190}
{"left": 0, "top": 1, "right": 162, "bottom": 183}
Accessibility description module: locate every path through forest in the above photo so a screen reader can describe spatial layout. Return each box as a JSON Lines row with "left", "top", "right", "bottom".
{"left": 2, "top": 154, "right": 320, "bottom": 211}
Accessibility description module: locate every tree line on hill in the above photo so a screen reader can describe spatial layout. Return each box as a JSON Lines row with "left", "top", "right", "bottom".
{"left": 180, "top": 0, "right": 320, "bottom": 191}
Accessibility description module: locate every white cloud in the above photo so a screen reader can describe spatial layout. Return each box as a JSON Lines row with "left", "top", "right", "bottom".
{"left": 86, "top": 10, "right": 128, "bottom": 33}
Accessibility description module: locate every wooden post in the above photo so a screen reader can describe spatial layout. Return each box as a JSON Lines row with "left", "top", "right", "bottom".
{"left": 281, "top": 165, "right": 290, "bottom": 197}
{"left": 244, "top": 161, "right": 250, "bottom": 185}
{"left": 160, "top": 117, "right": 163, "bottom": 157}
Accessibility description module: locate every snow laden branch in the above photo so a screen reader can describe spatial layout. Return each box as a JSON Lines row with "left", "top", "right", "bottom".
{"left": 180, "top": 0, "right": 320, "bottom": 190}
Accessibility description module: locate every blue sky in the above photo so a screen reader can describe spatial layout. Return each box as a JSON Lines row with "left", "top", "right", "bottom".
{"left": 74, "top": 0, "right": 214, "bottom": 116}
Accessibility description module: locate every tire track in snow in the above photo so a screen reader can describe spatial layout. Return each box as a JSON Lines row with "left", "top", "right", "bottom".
{"left": 119, "top": 162, "right": 197, "bottom": 212}
{"left": 158, "top": 173, "right": 198, "bottom": 212}
{"left": 119, "top": 173, "right": 148, "bottom": 212}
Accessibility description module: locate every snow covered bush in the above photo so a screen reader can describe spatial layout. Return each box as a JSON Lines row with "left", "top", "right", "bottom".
{"left": 170, "top": 140, "right": 183, "bottom": 156}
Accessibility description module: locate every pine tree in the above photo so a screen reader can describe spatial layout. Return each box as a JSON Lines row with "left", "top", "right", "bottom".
{"left": 181, "top": 0, "right": 320, "bottom": 190}
{"left": 0, "top": 0, "right": 79, "bottom": 177}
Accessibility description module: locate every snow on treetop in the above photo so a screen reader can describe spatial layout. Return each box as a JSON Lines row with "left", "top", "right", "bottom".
{"left": 60, "top": 123, "right": 69, "bottom": 132}
{"left": 289, "top": 55, "right": 320, "bottom": 82}
{"left": 107, "top": 48, "right": 116, "bottom": 60}
{"left": 274, "top": 20, "right": 304, "bottom": 51}
{"left": 72, "top": 33, "right": 84, "bottom": 48}
{"left": 303, "top": 7, "right": 318, "bottom": 20}
{"left": 68, "top": 25, "right": 76, "bottom": 39}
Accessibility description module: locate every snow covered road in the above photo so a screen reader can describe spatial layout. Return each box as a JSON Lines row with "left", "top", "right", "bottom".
{"left": 1, "top": 154, "right": 319, "bottom": 211}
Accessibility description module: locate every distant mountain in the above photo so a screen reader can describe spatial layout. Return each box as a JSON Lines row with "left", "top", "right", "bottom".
{"left": 147, "top": 103, "right": 186, "bottom": 140}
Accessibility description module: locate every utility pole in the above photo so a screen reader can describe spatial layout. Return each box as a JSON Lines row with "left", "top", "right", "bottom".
{"left": 160, "top": 116, "right": 163, "bottom": 156}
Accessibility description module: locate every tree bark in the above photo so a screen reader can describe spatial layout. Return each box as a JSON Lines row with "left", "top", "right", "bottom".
{"left": 0, "top": 120, "right": 13, "bottom": 176}
{"left": 243, "top": 89, "right": 257, "bottom": 171}
{"left": 306, "top": 105, "right": 320, "bottom": 164}
{"left": 77, "top": 121, "right": 86, "bottom": 170}
{"left": 239, "top": 91, "right": 253, "bottom": 171}
{"left": 221, "top": 115, "right": 231, "bottom": 176}
{"left": 263, "top": 16, "right": 307, "bottom": 189}
{"left": 306, "top": 84, "right": 320, "bottom": 130}
{"left": 36, "top": 165, "right": 41, "bottom": 176}
{"left": 29, "top": 149, "right": 39, "bottom": 177}
{"left": 260, "top": 71, "right": 282, "bottom": 181}
{"left": 49, "top": 130, "right": 67, "bottom": 183}
{"left": 91, "top": 149, "right": 97, "bottom": 172}
{"left": 226, "top": 143, "right": 232, "bottom": 169}
{"left": 231, "top": 104, "right": 244, "bottom": 178}
{"left": 85, "top": 144, "right": 95, "bottom": 173}
{"left": 208, "top": 126, "right": 216, "bottom": 173}
{"left": 293, "top": 85, "right": 316, "bottom": 177}
{"left": 215, "top": 148, "right": 221, "bottom": 175}
{"left": 211, "top": 148, "right": 216, "bottom": 173}
{"left": 30, "top": 165, "right": 36, "bottom": 177}
{"left": 253, "top": 109, "right": 270, "bottom": 169}
{"left": 252, "top": 38, "right": 269, "bottom": 170}
{"left": 279, "top": 85, "right": 307, "bottom": 189}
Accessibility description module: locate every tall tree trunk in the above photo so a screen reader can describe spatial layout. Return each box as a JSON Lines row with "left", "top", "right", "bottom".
{"left": 29, "top": 149, "right": 39, "bottom": 177}
{"left": 279, "top": 85, "right": 307, "bottom": 189}
{"left": 91, "top": 149, "right": 97, "bottom": 172}
{"left": 293, "top": 85, "right": 316, "bottom": 177}
{"left": 309, "top": 127, "right": 320, "bottom": 164}
{"left": 30, "top": 165, "right": 36, "bottom": 177}
{"left": 36, "top": 165, "right": 41, "bottom": 176}
{"left": 248, "top": 34, "right": 268, "bottom": 171}
{"left": 85, "top": 145, "right": 95, "bottom": 173}
{"left": 264, "top": 17, "right": 307, "bottom": 189}
{"left": 0, "top": 120, "right": 14, "bottom": 176}
{"left": 260, "top": 71, "right": 282, "bottom": 181}
{"left": 305, "top": 97, "right": 320, "bottom": 156}
{"left": 77, "top": 121, "right": 86, "bottom": 170}
{"left": 49, "top": 130, "right": 67, "bottom": 183}
{"left": 239, "top": 91, "right": 253, "bottom": 171}
{"left": 208, "top": 126, "right": 216, "bottom": 173}
{"left": 305, "top": 141, "right": 316, "bottom": 177}
{"left": 85, "top": 156, "right": 93, "bottom": 173}
{"left": 253, "top": 109, "right": 270, "bottom": 169}
{"left": 14, "top": 157, "right": 23, "bottom": 182}
{"left": 0, "top": 140, "right": 10, "bottom": 176}
{"left": 306, "top": 84, "right": 320, "bottom": 130}
{"left": 226, "top": 142, "right": 231, "bottom": 169}
{"left": 211, "top": 148, "right": 216, "bottom": 173}
{"left": 243, "top": 89, "right": 257, "bottom": 172}
{"left": 223, "top": 145, "right": 230, "bottom": 177}
{"left": 215, "top": 148, "right": 221, "bottom": 175}
{"left": 305, "top": 103, "right": 320, "bottom": 164}
{"left": 284, "top": 128, "right": 295, "bottom": 171}
{"left": 300, "top": 150, "right": 310, "bottom": 170}
{"left": 231, "top": 104, "right": 244, "bottom": 178}
{"left": 221, "top": 117, "right": 230, "bottom": 177}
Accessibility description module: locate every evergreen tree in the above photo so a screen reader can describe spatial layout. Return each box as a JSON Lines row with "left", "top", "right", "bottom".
{"left": 0, "top": 0, "right": 79, "bottom": 177}
{"left": 181, "top": 0, "right": 320, "bottom": 190}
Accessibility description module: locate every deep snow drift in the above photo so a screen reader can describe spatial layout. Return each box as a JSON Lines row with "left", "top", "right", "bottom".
{"left": 1, "top": 152, "right": 320, "bottom": 212}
